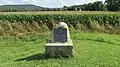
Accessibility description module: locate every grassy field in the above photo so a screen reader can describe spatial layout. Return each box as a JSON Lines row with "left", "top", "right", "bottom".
{"left": 0, "top": 31, "right": 120, "bottom": 67}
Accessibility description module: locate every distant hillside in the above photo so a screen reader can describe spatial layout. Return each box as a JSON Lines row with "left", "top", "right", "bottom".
{"left": 0, "top": 4, "right": 44, "bottom": 12}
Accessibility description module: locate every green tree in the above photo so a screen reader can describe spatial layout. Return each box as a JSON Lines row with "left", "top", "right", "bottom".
{"left": 63, "top": 6, "right": 68, "bottom": 11}
{"left": 87, "top": 3, "right": 93, "bottom": 11}
{"left": 107, "top": 0, "right": 120, "bottom": 11}
{"left": 92, "top": 1, "right": 105, "bottom": 11}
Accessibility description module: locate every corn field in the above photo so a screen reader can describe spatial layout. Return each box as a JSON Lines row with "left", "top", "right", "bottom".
{"left": 0, "top": 11, "right": 120, "bottom": 35}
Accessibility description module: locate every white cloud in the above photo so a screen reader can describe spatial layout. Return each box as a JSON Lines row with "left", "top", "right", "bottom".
{"left": 32, "top": 0, "right": 36, "bottom": 1}
{"left": 2, "top": 0, "right": 23, "bottom": 5}
{"left": 0, "top": 4, "right": 3, "bottom": 5}
{"left": 3, "top": 0, "right": 15, "bottom": 4}
{"left": 87, "top": 0, "right": 105, "bottom": 3}
{"left": 2, "top": 0, "right": 25, "bottom": 5}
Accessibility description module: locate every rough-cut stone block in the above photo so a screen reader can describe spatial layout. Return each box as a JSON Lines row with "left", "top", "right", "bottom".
{"left": 46, "top": 40, "right": 73, "bottom": 57}
{"left": 46, "top": 46, "right": 73, "bottom": 57}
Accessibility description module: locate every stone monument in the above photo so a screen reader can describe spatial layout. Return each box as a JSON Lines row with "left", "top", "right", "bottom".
{"left": 46, "top": 22, "right": 73, "bottom": 57}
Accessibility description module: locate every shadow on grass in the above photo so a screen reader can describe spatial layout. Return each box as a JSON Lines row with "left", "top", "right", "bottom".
{"left": 15, "top": 53, "right": 71, "bottom": 61}
{"left": 15, "top": 53, "right": 48, "bottom": 61}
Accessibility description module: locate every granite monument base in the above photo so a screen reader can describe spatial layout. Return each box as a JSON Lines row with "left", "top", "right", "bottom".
{"left": 45, "top": 40, "right": 73, "bottom": 57}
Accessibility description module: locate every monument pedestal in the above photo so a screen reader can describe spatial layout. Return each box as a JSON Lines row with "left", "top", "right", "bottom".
{"left": 46, "top": 40, "right": 73, "bottom": 57}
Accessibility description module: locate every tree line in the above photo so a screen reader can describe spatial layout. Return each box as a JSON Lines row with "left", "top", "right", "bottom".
{"left": 63, "top": 1, "right": 106, "bottom": 11}
{"left": 0, "top": 0, "right": 119, "bottom": 12}
{"left": 63, "top": 0, "right": 120, "bottom": 11}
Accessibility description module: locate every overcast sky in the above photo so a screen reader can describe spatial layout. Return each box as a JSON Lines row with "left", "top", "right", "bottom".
{"left": 0, "top": 0, "right": 105, "bottom": 8}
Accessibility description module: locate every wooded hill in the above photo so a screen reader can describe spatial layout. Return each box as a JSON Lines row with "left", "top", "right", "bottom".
{"left": 0, "top": 4, "right": 44, "bottom": 12}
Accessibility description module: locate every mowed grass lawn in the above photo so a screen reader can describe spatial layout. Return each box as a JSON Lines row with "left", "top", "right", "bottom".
{"left": 0, "top": 31, "right": 120, "bottom": 67}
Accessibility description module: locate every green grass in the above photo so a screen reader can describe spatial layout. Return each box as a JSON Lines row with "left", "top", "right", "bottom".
{"left": 0, "top": 31, "right": 120, "bottom": 67}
